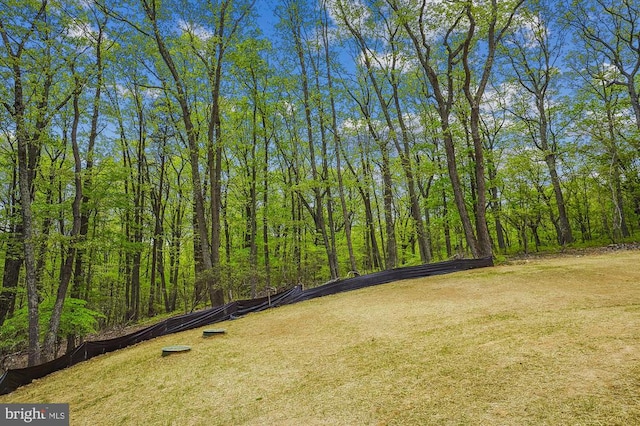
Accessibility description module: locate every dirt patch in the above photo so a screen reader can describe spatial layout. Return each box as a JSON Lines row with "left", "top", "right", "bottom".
{"left": 0, "top": 323, "right": 150, "bottom": 375}
{"left": 503, "top": 242, "right": 640, "bottom": 263}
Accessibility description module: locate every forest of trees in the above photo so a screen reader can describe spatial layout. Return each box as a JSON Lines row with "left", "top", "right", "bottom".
{"left": 1, "top": 0, "right": 639, "bottom": 365}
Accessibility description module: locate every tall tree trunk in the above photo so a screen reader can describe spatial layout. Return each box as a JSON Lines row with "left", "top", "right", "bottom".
{"left": 487, "top": 157, "right": 506, "bottom": 253}
{"left": 461, "top": 1, "right": 510, "bottom": 259}
{"left": 36, "top": 151, "right": 60, "bottom": 295}
{"left": 342, "top": 143, "right": 382, "bottom": 270}
{"left": 390, "top": 78, "right": 431, "bottom": 263}
{"left": 0, "top": 1, "right": 60, "bottom": 364}
{"left": 73, "top": 16, "right": 105, "bottom": 304}
{"left": 318, "top": 103, "right": 340, "bottom": 279}
{"left": 148, "top": 140, "right": 167, "bottom": 316}
{"left": 321, "top": 1, "right": 357, "bottom": 273}
{"left": 506, "top": 1, "right": 571, "bottom": 246}
{"left": 390, "top": 4, "right": 481, "bottom": 257}
{"left": 168, "top": 163, "right": 185, "bottom": 312}
{"left": 260, "top": 114, "right": 271, "bottom": 288}
{"left": 387, "top": 0, "right": 522, "bottom": 258}
{"left": 0, "top": 186, "right": 23, "bottom": 326}
{"left": 287, "top": 2, "right": 339, "bottom": 279}
{"left": 442, "top": 188, "right": 453, "bottom": 258}
{"left": 538, "top": 98, "right": 573, "bottom": 245}
{"left": 204, "top": 0, "right": 252, "bottom": 305}
{"left": 130, "top": 109, "right": 145, "bottom": 321}
{"left": 336, "top": 2, "right": 398, "bottom": 267}
{"left": 601, "top": 90, "right": 630, "bottom": 240}
{"left": 246, "top": 90, "right": 259, "bottom": 298}
{"left": 69, "top": 15, "right": 105, "bottom": 350}
{"left": 16, "top": 123, "right": 40, "bottom": 366}
{"left": 441, "top": 125, "right": 481, "bottom": 257}
{"left": 545, "top": 152, "right": 573, "bottom": 245}
{"left": 42, "top": 76, "right": 84, "bottom": 361}
{"left": 141, "top": 0, "right": 214, "bottom": 292}
{"left": 468, "top": 105, "right": 493, "bottom": 257}
{"left": 207, "top": 84, "right": 224, "bottom": 306}
{"left": 349, "top": 97, "right": 392, "bottom": 268}
{"left": 380, "top": 141, "right": 397, "bottom": 269}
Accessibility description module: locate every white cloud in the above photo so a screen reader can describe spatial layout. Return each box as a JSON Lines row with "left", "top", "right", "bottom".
{"left": 77, "top": 0, "right": 94, "bottom": 9}
{"left": 595, "top": 62, "right": 621, "bottom": 84}
{"left": 403, "top": 111, "right": 424, "bottom": 135}
{"left": 178, "top": 19, "right": 213, "bottom": 41}
{"left": 514, "top": 14, "right": 547, "bottom": 49}
{"left": 144, "top": 88, "right": 162, "bottom": 100}
{"left": 117, "top": 83, "right": 129, "bottom": 97}
{"left": 66, "top": 21, "right": 97, "bottom": 41}
{"left": 341, "top": 117, "right": 368, "bottom": 133}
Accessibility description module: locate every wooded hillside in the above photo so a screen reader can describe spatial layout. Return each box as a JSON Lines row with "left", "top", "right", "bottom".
{"left": 1, "top": 0, "right": 638, "bottom": 364}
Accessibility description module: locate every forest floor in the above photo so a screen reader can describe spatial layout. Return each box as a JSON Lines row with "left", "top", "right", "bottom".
{"left": 1, "top": 249, "right": 639, "bottom": 425}
{"left": 504, "top": 242, "right": 640, "bottom": 261}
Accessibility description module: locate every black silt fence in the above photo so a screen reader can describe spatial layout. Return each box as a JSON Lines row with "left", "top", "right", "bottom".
{"left": 0, "top": 256, "right": 492, "bottom": 395}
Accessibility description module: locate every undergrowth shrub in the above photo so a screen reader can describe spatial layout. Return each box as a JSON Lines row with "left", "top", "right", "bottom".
{"left": 0, "top": 298, "right": 105, "bottom": 355}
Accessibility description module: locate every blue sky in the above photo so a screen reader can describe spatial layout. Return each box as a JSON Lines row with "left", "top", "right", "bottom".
{"left": 253, "top": 0, "right": 281, "bottom": 38}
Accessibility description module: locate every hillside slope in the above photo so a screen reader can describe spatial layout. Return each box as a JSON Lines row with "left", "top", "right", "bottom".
{"left": 1, "top": 251, "right": 639, "bottom": 425}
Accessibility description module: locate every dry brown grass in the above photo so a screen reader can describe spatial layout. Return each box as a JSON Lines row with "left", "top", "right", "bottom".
{"left": 2, "top": 251, "right": 639, "bottom": 425}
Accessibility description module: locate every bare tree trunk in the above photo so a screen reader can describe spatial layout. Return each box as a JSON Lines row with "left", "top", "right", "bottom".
{"left": 140, "top": 0, "right": 216, "bottom": 310}
{"left": 168, "top": 160, "right": 186, "bottom": 312}
{"left": 335, "top": 1, "right": 400, "bottom": 267}
{"left": 16, "top": 127, "right": 40, "bottom": 366}
{"left": 242, "top": 96, "right": 259, "bottom": 298}
{"left": 205, "top": 0, "right": 253, "bottom": 305}
{"left": 346, "top": 86, "right": 397, "bottom": 268}
{"left": 487, "top": 158, "right": 506, "bottom": 253}
{"left": 0, "top": 183, "right": 23, "bottom": 326}
{"left": 148, "top": 136, "right": 168, "bottom": 316}
{"left": 260, "top": 115, "right": 272, "bottom": 288}
{"left": 460, "top": 1, "right": 517, "bottom": 258}
{"left": 442, "top": 189, "right": 453, "bottom": 258}
{"left": 390, "top": 78, "right": 431, "bottom": 263}
{"left": 386, "top": 0, "right": 522, "bottom": 259}
{"left": 42, "top": 75, "right": 84, "bottom": 361}
{"left": 68, "top": 14, "right": 106, "bottom": 350}
{"left": 342, "top": 141, "right": 382, "bottom": 270}
{"left": 506, "top": 1, "right": 572, "bottom": 246}
{"left": 73, "top": 17, "right": 104, "bottom": 303}
{"left": 387, "top": 1, "right": 480, "bottom": 258}
{"left": 321, "top": 1, "right": 357, "bottom": 273}
{"left": 545, "top": 152, "right": 573, "bottom": 245}
{"left": 0, "top": 1, "right": 70, "bottom": 364}
{"left": 605, "top": 112, "right": 630, "bottom": 240}
{"left": 286, "top": 1, "right": 339, "bottom": 279}
{"left": 315, "top": 92, "right": 340, "bottom": 280}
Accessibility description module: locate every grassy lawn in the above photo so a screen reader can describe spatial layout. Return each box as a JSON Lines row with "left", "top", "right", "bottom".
{"left": 2, "top": 251, "right": 639, "bottom": 425}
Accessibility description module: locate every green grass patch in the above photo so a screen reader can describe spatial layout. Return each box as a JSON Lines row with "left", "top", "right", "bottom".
{"left": 2, "top": 251, "right": 639, "bottom": 425}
